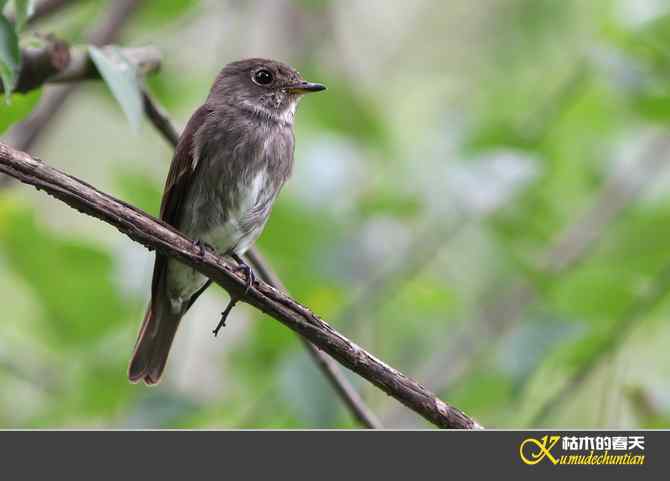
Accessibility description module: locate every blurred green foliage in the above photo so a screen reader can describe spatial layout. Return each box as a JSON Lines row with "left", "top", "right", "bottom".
{"left": 0, "top": 89, "right": 39, "bottom": 131}
{"left": 0, "top": 205, "right": 130, "bottom": 345}
{"left": 1, "top": 0, "right": 670, "bottom": 429}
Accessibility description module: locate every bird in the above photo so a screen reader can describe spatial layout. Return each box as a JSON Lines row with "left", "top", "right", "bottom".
{"left": 128, "top": 58, "right": 325, "bottom": 385}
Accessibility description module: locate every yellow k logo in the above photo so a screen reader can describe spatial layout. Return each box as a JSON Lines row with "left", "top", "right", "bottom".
{"left": 519, "top": 435, "right": 561, "bottom": 465}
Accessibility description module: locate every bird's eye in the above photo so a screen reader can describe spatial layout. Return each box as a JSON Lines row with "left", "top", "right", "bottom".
{"left": 253, "top": 69, "right": 274, "bottom": 86}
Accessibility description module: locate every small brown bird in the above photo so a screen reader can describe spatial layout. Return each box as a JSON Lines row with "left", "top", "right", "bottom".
{"left": 129, "top": 59, "right": 325, "bottom": 385}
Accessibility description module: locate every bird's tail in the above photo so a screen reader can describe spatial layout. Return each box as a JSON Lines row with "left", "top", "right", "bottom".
{"left": 128, "top": 294, "right": 180, "bottom": 385}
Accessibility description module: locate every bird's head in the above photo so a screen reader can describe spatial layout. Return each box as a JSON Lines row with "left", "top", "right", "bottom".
{"left": 208, "top": 58, "right": 326, "bottom": 125}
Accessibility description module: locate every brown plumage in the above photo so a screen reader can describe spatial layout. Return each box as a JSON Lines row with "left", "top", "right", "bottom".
{"left": 128, "top": 59, "right": 325, "bottom": 385}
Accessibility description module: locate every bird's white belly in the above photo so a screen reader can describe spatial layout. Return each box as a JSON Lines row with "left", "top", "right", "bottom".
{"left": 202, "top": 168, "right": 269, "bottom": 255}
{"left": 200, "top": 216, "right": 264, "bottom": 257}
{"left": 165, "top": 169, "right": 270, "bottom": 311}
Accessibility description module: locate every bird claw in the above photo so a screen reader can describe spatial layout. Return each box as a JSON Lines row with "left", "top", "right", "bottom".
{"left": 231, "top": 254, "right": 255, "bottom": 295}
{"left": 194, "top": 239, "right": 210, "bottom": 258}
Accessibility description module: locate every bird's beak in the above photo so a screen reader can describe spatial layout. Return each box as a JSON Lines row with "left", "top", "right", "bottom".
{"left": 287, "top": 81, "right": 327, "bottom": 94}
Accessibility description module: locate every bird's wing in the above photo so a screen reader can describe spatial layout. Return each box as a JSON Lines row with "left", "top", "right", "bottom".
{"left": 129, "top": 105, "right": 213, "bottom": 384}
{"left": 152, "top": 104, "right": 211, "bottom": 296}
{"left": 159, "top": 104, "right": 211, "bottom": 224}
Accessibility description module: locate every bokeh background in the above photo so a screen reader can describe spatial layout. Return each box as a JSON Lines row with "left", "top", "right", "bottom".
{"left": 2, "top": 0, "right": 670, "bottom": 428}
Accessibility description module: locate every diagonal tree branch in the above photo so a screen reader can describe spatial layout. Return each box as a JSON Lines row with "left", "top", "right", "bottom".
{"left": 141, "top": 88, "right": 383, "bottom": 429}
{"left": 0, "top": 141, "right": 481, "bottom": 429}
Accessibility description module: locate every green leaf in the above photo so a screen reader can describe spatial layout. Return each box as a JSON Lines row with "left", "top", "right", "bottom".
{"left": 0, "top": 13, "right": 20, "bottom": 95}
{"left": 13, "top": 0, "right": 34, "bottom": 32}
{"left": 88, "top": 45, "right": 143, "bottom": 132}
{"left": 0, "top": 88, "right": 40, "bottom": 133}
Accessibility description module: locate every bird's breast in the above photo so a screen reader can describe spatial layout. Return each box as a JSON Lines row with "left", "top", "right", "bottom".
{"left": 199, "top": 167, "right": 277, "bottom": 255}
{"left": 184, "top": 117, "right": 294, "bottom": 254}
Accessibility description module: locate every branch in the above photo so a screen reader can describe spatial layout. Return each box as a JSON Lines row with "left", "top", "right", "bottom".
{"left": 0, "top": 142, "right": 481, "bottom": 429}
{"left": 141, "top": 88, "right": 180, "bottom": 145}
{"left": 141, "top": 89, "right": 383, "bottom": 429}
{"left": 4, "top": 36, "right": 161, "bottom": 94}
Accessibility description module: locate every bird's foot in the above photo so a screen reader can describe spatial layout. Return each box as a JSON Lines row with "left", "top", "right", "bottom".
{"left": 194, "top": 239, "right": 214, "bottom": 259}
{"left": 213, "top": 297, "right": 238, "bottom": 337}
{"left": 231, "top": 253, "right": 255, "bottom": 296}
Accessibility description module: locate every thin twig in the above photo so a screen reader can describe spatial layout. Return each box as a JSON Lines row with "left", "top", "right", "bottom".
{"left": 0, "top": 141, "right": 482, "bottom": 429}
{"left": 141, "top": 88, "right": 383, "bottom": 429}
{"left": 141, "top": 88, "right": 180, "bottom": 145}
